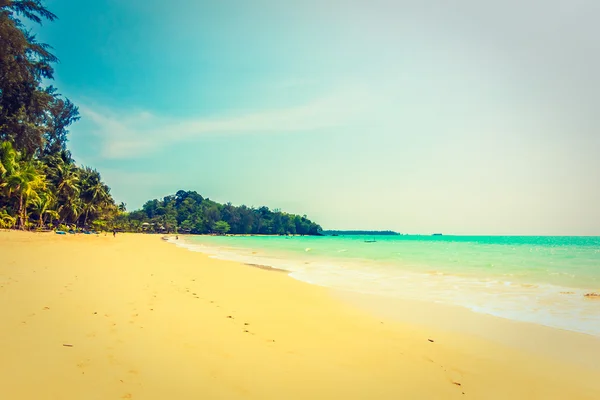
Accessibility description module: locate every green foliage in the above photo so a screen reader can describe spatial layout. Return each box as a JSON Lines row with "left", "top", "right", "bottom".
{"left": 57, "top": 223, "right": 69, "bottom": 232}
{"left": 0, "top": 138, "right": 116, "bottom": 229}
{"left": 0, "top": 2, "right": 116, "bottom": 230}
{"left": 0, "top": 2, "right": 78, "bottom": 156}
{"left": 0, "top": 209, "right": 16, "bottom": 229}
{"left": 213, "top": 221, "right": 230, "bottom": 235}
{"left": 0, "top": 1, "right": 322, "bottom": 235}
{"left": 119, "top": 190, "right": 323, "bottom": 236}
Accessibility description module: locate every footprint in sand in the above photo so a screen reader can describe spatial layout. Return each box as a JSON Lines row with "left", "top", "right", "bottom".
{"left": 445, "top": 368, "right": 465, "bottom": 391}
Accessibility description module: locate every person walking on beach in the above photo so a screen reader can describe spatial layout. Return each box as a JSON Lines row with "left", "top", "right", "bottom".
{"left": 113, "top": 229, "right": 116, "bottom": 237}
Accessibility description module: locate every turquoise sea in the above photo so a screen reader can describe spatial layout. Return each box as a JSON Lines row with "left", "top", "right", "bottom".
{"left": 172, "top": 235, "right": 600, "bottom": 336}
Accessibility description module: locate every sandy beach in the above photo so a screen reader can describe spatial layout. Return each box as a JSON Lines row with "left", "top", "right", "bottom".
{"left": 1, "top": 231, "right": 599, "bottom": 399}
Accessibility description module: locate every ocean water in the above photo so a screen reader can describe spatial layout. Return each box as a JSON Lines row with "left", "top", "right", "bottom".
{"left": 171, "top": 235, "right": 600, "bottom": 336}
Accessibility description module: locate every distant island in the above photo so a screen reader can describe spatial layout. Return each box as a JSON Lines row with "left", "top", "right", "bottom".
{"left": 323, "top": 230, "right": 400, "bottom": 236}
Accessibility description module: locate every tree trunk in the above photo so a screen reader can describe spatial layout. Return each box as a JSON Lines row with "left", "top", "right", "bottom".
{"left": 18, "top": 193, "right": 24, "bottom": 230}
{"left": 84, "top": 208, "right": 89, "bottom": 228}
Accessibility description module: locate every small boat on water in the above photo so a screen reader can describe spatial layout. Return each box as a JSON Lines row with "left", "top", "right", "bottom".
{"left": 364, "top": 240, "right": 376, "bottom": 243}
{"left": 432, "top": 233, "right": 443, "bottom": 236}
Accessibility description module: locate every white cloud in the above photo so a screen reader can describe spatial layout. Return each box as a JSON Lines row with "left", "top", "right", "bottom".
{"left": 80, "top": 87, "right": 376, "bottom": 159}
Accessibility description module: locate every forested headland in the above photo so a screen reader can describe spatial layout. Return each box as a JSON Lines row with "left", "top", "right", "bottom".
{"left": 0, "top": 1, "right": 322, "bottom": 235}
{"left": 116, "top": 190, "right": 323, "bottom": 235}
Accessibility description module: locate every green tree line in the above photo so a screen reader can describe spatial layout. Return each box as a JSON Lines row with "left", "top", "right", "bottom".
{"left": 0, "top": 1, "right": 119, "bottom": 230}
{"left": 115, "top": 190, "right": 323, "bottom": 236}
{"left": 0, "top": 1, "right": 322, "bottom": 235}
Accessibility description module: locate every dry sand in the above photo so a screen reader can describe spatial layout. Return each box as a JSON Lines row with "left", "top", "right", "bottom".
{"left": 1, "top": 231, "right": 599, "bottom": 399}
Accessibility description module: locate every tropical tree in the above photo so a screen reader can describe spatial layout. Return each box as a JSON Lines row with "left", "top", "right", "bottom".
{"left": 213, "top": 221, "right": 230, "bottom": 235}
{"left": 54, "top": 162, "right": 79, "bottom": 198}
{"left": 79, "top": 166, "right": 111, "bottom": 226}
{"left": 31, "top": 190, "right": 56, "bottom": 228}
{"left": 51, "top": 161, "right": 79, "bottom": 223}
{"left": 58, "top": 195, "right": 82, "bottom": 226}
{"left": 5, "top": 160, "right": 45, "bottom": 229}
{"left": 0, "top": 2, "right": 117, "bottom": 230}
{"left": 0, "top": 141, "right": 18, "bottom": 187}
{"left": 0, "top": 209, "right": 16, "bottom": 229}
{"left": 0, "top": 0, "right": 60, "bottom": 156}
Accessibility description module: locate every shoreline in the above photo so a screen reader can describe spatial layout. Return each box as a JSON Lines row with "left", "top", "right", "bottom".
{"left": 1, "top": 231, "right": 599, "bottom": 398}
{"left": 169, "top": 236, "right": 600, "bottom": 370}
{"left": 172, "top": 234, "right": 600, "bottom": 337}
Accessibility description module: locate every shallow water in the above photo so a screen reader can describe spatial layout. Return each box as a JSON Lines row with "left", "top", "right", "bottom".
{"left": 173, "top": 235, "right": 600, "bottom": 336}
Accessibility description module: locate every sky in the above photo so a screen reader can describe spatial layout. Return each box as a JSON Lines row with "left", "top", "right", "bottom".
{"left": 33, "top": 0, "right": 600, "bottom": 235}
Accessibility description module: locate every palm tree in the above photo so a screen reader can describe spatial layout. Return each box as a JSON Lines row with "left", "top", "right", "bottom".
{"left": 0, "top": 210, "right": 16, "bottom": 229}
{"left": 0, "top": 141, "right": 18, "bottom": 189}
{"left": 43, "top": 209, "right": 59, "bottom": 227}
{"left": 55, "top": 162, "right": 79, "bottom": 197}
{"left": 80, "top": 167, "right": 110, "bottom": 226}
{"left": 118, "top": 202, "right": 127, "bottom": 213}
{"left": 5, "top": 160, "right": 45, "bottom": 229}
{"left": 59, "top": 195, "right": 82, "bottom": 227}
{"left": 1, "top": 142, "right": 46, "bottom": 229}
{"left": 31, "top": 190, "right": 56, "bottom": 228}
{"left": 51, "top": 161, "right": 80, "bottom": 223}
